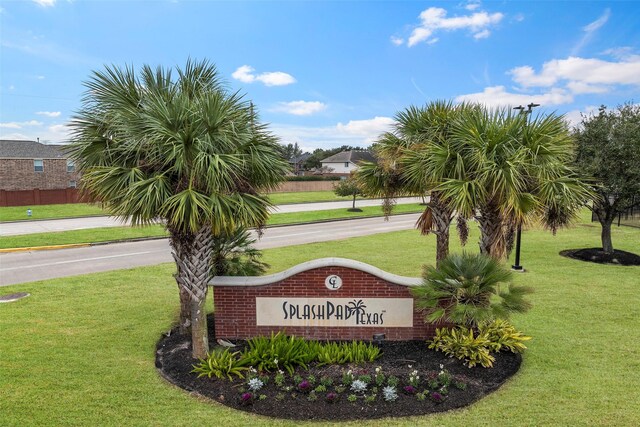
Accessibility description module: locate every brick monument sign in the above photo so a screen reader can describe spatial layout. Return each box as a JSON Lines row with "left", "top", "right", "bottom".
{"left": 210, "top": 258, "right": 438, "bottom": 341}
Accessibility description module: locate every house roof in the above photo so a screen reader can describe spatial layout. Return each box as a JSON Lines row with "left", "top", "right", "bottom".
{"left": 320, "top": 150, "right": 375, "bottom": 164}
{"left": 0, "top": 140, "right": 67, "bottom": 159}
{"left": 289, "top": 152, "right": 311, "bottom": 164}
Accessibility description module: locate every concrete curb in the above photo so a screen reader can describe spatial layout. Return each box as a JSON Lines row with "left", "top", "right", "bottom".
{"left": 0, "top": 211, "right": 422, "bottom": 253}
{"left": 0, "top": 243, "right": 91, "bottom": 253}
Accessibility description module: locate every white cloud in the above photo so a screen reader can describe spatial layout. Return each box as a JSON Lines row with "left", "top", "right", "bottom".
{"left": 509, "top": 56, "right": 640, "bottom": 90}
{"left": 390, "top": 36, "right": 404, "bottom": 46}
{"left": 404, "top": 6, "right": 504, "bottom": 46}
{"left": 336, "top": 117, "right": 395, "bottom": 138}
{"left": 35, "top": 75, "right": 45, "bottom": 80}
{"left": 602, "top": 46, "right": 636, "bottom": 61}
{"left": 256, "top": 71, "right": 296, "bottom": 87}
{"left": 473, "top": 29, "right": 490, "bottom": 39}
{"left": 565, "top": 81, "right": 609, "bottom": 95}
{"left": 36, "top": 111, "right": 61, "bottom": 117}
{"left": 0, "top": 120, "right": 43, "bottom": 129}
{"left": 572, "top": 9, "right": 610, "bottom": 55}
{"left": 583, "top": 8, "right": 610, "bottom": 33}
{"left": 465, "top": 1, "right": 481, "bottom": 11}
{"left": 455, "top": 86, "right": 573, "bottom": 107}
{"left": 33, "top": 0, "right": 56, "bottom": 7}
{"left": 563, "top": 105, "right": 599, "bottom": 128}
{"left": 0, "top": 122, "right": 71, "bottom": 143}
{"left": 270, "top": 116, "right": 395, "bottom": 151}
{"left": 272, "top": 101, "right": 326, "bottom": 116}
{"left": 231, "top": 65, "right": 296, "bottom": 86}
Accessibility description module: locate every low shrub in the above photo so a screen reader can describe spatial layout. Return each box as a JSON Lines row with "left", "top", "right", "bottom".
{"left": 481, "top": 319, "right": 532, "bottom": 353}
{"left": 428, "top": 327, "right": 496, "bottom": 368}
{"left": 428, "top": 321, "right": 531, "bottom": 368}
{"left": 192, "top": 349, "right": 249, "bottom": 380}
{"left": 285, "top": 176, "right": 342, "bottom": 181}
{"left": 242, "top": 332, "right": 314, "bottom": 374}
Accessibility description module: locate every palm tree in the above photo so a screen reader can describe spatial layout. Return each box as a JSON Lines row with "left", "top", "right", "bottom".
{"left": 67, "top": 60, "right": 288, "bottom": 358}
{"left": 412, "top": 252, "right": 532, "bottom": 328}
{"left": 438, "top": 107, "right": 593, "bottom": 258}
{"left": 357, "top": 101, "right": 465, "bottom": 265}
{"left": 211, "top": 227, "right": 269, "bottom": 277}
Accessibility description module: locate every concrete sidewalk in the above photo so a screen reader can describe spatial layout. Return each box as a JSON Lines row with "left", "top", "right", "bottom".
{"left": 0, "top": 197, "right": 424, "bottom": 236}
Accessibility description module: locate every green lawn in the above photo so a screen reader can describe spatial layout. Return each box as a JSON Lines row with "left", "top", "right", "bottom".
{"left": 0, "top": 204, "right": 423, "bottom": 249}
{"left": 268, "top": 190, "right": 351, "bottom": 204}
{"left": 0, "top": 203, "right": 106, "bottom": 222}
{"left": 1, "top": 214, "right": 638, "bottom": 425}
{"left": 0, "top": 192, "right": 354, "bottom": 222}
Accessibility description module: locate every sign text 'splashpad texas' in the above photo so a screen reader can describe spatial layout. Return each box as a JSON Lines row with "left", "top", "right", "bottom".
{"left": 256, "top": 297, "right": 414, "bottom": 328}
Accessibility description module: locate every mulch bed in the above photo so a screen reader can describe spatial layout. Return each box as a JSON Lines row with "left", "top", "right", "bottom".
{"left": 560, "top": 248, "right": 640, "bottom": 266}
{"left": 156, "top": 320, "right": 522, "bottom": 421}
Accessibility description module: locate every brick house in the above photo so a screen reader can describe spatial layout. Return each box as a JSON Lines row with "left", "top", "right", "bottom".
{"left": 0, "top": 139, "right": 78, "bottom": 191}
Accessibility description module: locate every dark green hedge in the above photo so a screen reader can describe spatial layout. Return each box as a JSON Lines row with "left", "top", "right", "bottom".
{"left": 285, "top": 176, "right": 342, "bottom": 181}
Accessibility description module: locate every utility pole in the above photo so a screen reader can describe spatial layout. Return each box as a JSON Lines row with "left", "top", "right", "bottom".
{"left": 511, "top": 102, "right": 540, "bottom": 272}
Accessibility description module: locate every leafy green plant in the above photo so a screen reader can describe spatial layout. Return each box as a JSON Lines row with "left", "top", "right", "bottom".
{"left": 413, "top": 252, "right": 532, "bottom": 328}
{"left": 242, "top": 332, "right": 312, "bottom": 374}
{"left": 191, "top": 349, "right": 249, "bottom": 380}
{"left": 317, "top": 341, "right": 381, "bottom": 366}
{"left": 480, "top": 319, "right": 532, "bottom": 353}
{"left": 428, "top": 327, "right": 496, "bottom": 368}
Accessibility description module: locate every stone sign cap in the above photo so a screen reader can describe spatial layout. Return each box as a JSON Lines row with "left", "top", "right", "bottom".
{"left": 209, "top": 257, "right": 422, "bottom": 287}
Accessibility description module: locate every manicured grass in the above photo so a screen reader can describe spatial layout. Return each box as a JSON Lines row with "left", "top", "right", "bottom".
{"left": 1, "top": 214, "right": 638, "bottom": 425}
{"left": 0, "top": 192, "right": 351, "bottom": 223}
{"left": 268, "top": 190, "right": 350, "bottom": 204}
{"left": 0, "top": 204, "right": 423, "bottom": 249}
{"left": 0, "top": 203, "right": 105, "bottom": 222}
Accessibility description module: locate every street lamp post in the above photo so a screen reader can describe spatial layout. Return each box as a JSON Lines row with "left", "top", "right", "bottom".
{"left": 511, "top": 102, "right": 540, "bottom": 272}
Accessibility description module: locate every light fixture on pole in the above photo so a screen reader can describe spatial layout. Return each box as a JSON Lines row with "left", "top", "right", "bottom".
{"left": 511, "top": 103, "right": 540, "bottom": 272}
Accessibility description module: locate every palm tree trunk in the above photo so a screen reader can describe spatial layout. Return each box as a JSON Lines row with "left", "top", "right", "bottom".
{"left": 169, "top": 225, "right": 212, "bottom": 359}
{"left": 418, "top": 192, "right": 454, "bottom": 266}
{"left": 477, "top": 203, "right": 507, "bottom": 259}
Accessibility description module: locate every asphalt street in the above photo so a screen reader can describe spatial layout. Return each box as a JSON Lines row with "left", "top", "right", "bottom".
{"left": 0, "top": 213, "right": 422, "bottom": 286}
{"left": 0, "top": 197, "right": 422, "bottom": 236}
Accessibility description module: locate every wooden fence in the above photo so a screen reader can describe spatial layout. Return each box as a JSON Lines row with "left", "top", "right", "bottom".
{"left": 0, "top": 181, "right": 338, "bottom": 207}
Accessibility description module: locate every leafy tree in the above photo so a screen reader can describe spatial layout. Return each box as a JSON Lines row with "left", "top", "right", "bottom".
{"left": 574, "top": 104, "right": 640, "bottom": 254}
{"left": 67, "top": 60, "right": 288, "bottom": 358}
{"left": 211, "top": 227, "right": 269, "bottom": 277}
{"left": 333, "top": 176, "right": 365, "bottom": 210}
{"left": 278, "top": 142, "right": 303, "bottom": 161}
{"left": 412, "top": 253, "right": 533, "bottom": 328}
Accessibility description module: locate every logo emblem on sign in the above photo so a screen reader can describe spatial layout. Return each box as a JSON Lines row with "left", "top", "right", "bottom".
{"left": 325, "top": 275, "right": 342, "bottom": 290}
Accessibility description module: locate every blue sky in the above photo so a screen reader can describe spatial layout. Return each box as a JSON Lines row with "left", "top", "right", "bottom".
{"left": 1, "top": 0, "right": 639, "bottom": 152}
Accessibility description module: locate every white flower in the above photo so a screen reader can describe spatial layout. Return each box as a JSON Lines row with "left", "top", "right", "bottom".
{"left": 273, "top": 358, "right": 278, "bottom": 365}
{"left": 350, "top": 379, "right": 367, "bottom": 393}
{"left": 440, "top": 364, "right": 444, "bottom": 369}
{"left": 375, "top": 367, "right": 381, "bottom": 373}
{"left": 247, "top": 378, "right": 264, "bottom": 392}
{"left": 408, "top": 365, "right": 412, "bottom": 369}
{"left": 382, "top": 386, "right": 398, "bottom": 402}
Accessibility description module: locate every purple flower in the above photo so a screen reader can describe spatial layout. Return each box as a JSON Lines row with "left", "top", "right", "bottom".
{"left": 403, "top": 385, "right": 417, "bottom": 394}
{"left": 430, "top": 391, "right": 444, "bottom": 403}
{"left": 325, "top": 392, "right": 338, "bottom": 402}
{"left": 241, "top": 392, "right": 253, "bottom": 403}
{"left": 298, "top": 380, "right": 311, "bottom": 392}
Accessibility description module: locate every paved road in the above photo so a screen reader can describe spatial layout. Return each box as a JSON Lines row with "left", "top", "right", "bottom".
{"left": 0, "top": 213, "right": 421, "bottom": 286}
{"left": 0, "top": 197, "right": 423, "bottom": 236}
